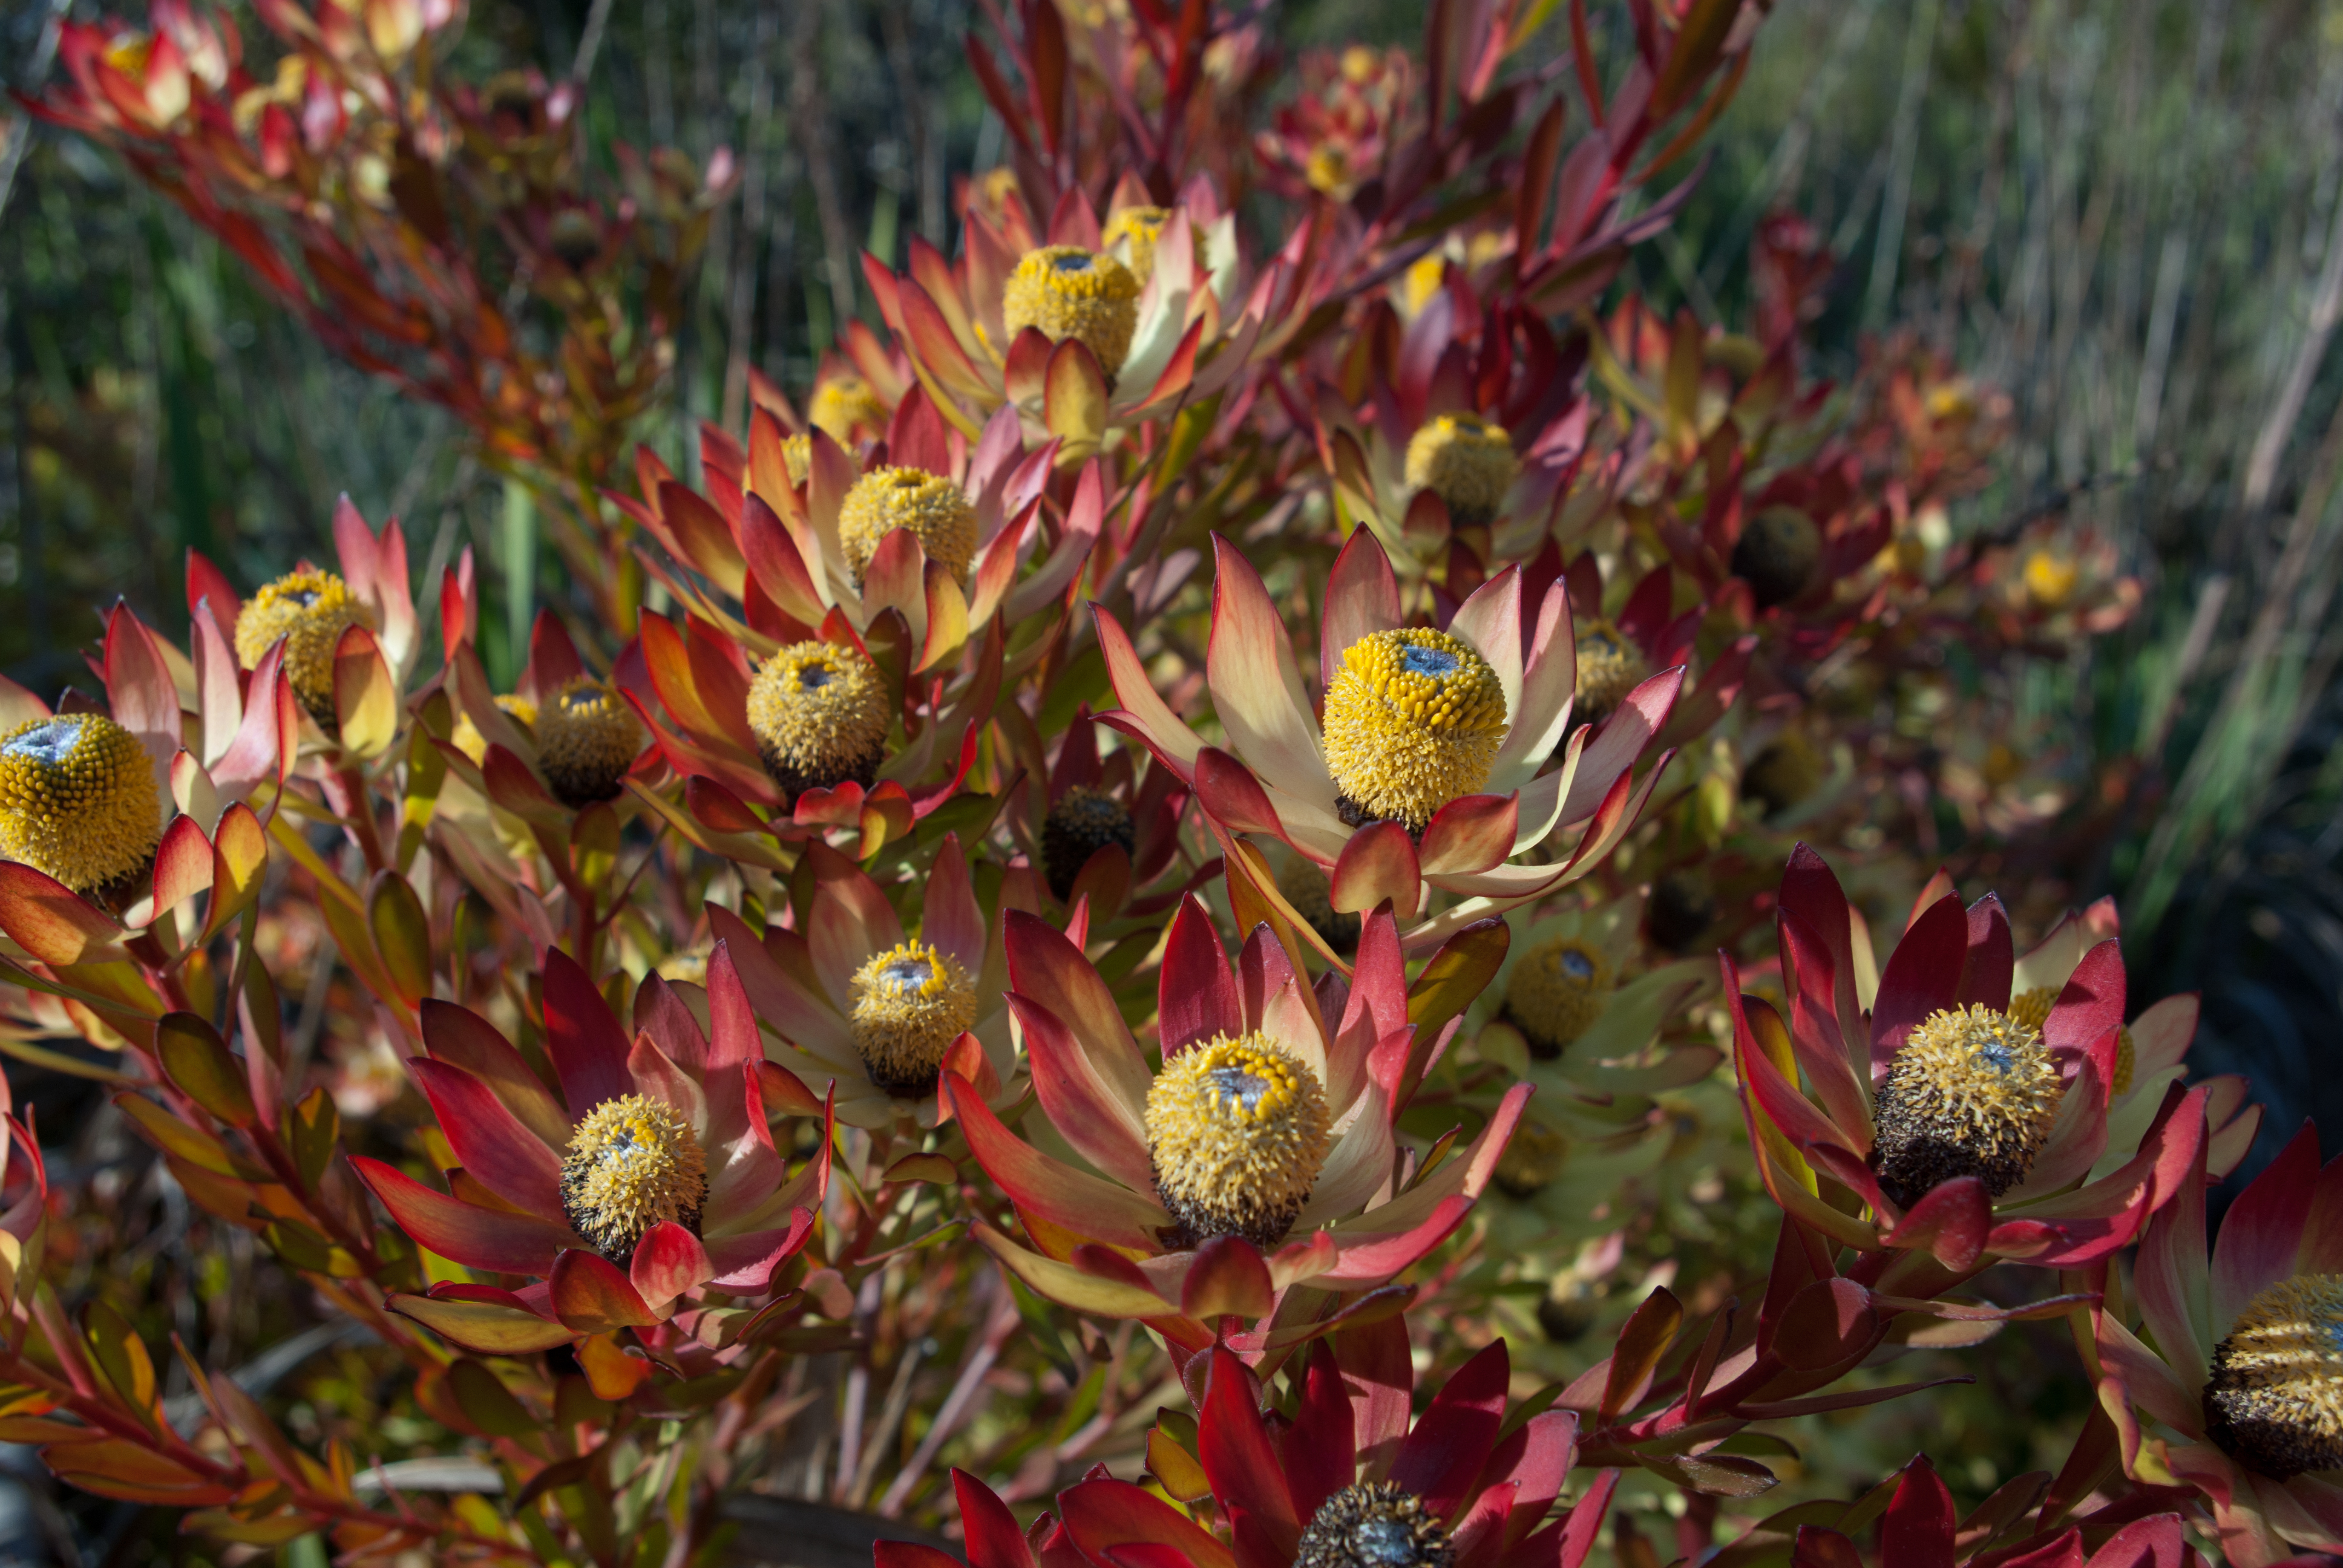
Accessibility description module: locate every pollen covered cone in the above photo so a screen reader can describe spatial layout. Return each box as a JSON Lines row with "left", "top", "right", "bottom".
{"left": 2206, "top": 1276, "right": 2343, "bottom": 1480}
{"left": 837, "top": 466, "right": 978, "bottom": 587}
{"left": 2012, "top": 984, "right": 2135, "bottom": 1096}
{"left": 1041, "top": 785, "right": 1133, "bottom": 902}
{"left": 1102, "top": 205, "right": 1185, "bottom": 287}
{"left": 1003, "top": 246, "right": 1141, "bottom": 376}
{"left": 1321, "top": 628, "right": 1508, "bottom": 832}
{"left": 946, "top": 897, "right": 1532, "bottom": 1334}
{"left": 235, "top": 568, "right": 373, "bottom": 726}
{"left": 1145, "top": 1032, "right": 1332, "bottom": 1249}
{"left": 809, "top": 375, "right": 888, "bottom": 445}
{"left": 1571, "top": 619, "right": 1648, "bottom": 729}
{"left": 847, "top": 939, "right": 978, "bottom": 1097}
{"left": 536, "top": 676, "right": 644, "bottom": 807}
{"left": 453, "top": 693, "right": 537, "bottom": 764}
{"left": 0, "top": 714, "right": 160, "bottom": 897}
{"left": 1404, "top": 414, "right": 1516, "bottom": 525}
{"left": 1869, "top": 1004, "right": 2062, "bottom": 1209}
{"left": 1502, "top": 935, "right": 1611, "bottom": 1060}
{"left": 350, "top": 948, "right": 827, "bottom": 1348}
{"left": 746, "top": 641, "right": 890, "bottom": 800}
{"left": 1054, "top": 1336, "right": 1588, "bottom": 1568}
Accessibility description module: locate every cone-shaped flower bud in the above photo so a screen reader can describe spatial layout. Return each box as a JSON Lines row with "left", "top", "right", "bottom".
{"left": 2205, "top": 1275, "right": 2343, "bottom": 1480}
{"left": 0, "top": 714, "right": 160, "bottom": 897}
{"left": 1101, "top": 205, "right": 1172, "bottom": 286}
{"left": 1571, "top": 618, "right": 1649, "bottom": 730}
{"left": 746, "top": 641, "right": 890, "bottom": 800}
{"left": 1003, "top": 246, "right": 1141, "bottom": 376}
{"left": 848, "top": 939, "right": 977, "bottom": 1096}
{"left": 810, "top": 376, "right": 888, "bottom": 445}
{"left": 1403, "top": 414, "right": 1516, "bottom": 526}
{"left": 536, "top": 677, "right": 644, "bottom": 807}
{"left": 1276, "top": 854, "right": 1359, "bottom": 954}
{"left": 1504, "top": 935, "right": 1611, "bottom": 1060}
{"left": 1295, "top": 1483, "right": 1457, "bottom": 1568}
{"left": 1870, "top": 1004, "right": 2062, "bottom": 1208}
{"left": 1321, "top": 628, "right": 1509, "bottom": 832}
{"left": 1732, "top": 506, "right": 1822, "bottom": 609}
{"left": 1040, "top": 785, "right": 1133, "bottom": 901}
{"left": 235, "top": 569, "right": 375, "bottom": 728}
{"left": 559, "top": 1093, "right": 707, "bottom": 1263}
{"left": 2008, "top": 985, "right": 2134, "bottom": 1095}
{"left": 837, "top": 467, "right": 978, "bottom": 587}
{"left": 1145, "top": 1032, "right": 1332, "bottom": 1249}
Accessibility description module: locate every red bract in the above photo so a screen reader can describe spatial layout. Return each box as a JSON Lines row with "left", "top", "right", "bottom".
{"left": 1786, "top": 1454, "right": 2206, "bottom": 1567}
{"left": 1065, "top": 1332, "right": 1614, "bottom": 1568}
{"left": 352, "top": 946, "right": 828, "bottom": 1351}
{"left": 951, "top": 897, "right": 1526, "bottom": 1349}
{"left": 1727, "top": 846, "right": 2206, "bottom": 1277}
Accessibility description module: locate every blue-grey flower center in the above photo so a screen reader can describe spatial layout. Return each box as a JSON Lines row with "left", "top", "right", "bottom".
{"left": 879, "top": 957, "right": 934, "bottom": 991}
{"left": 1561, "top": 949, "right": 1595, "bottom": 981}
{"left": 1052, "top": 252, "right": 1092, "bottom": 273}
{"left": 1398, "top": 645, "right": 1461, "bottom": 679}
{"left": 1352, "top": 1519, "right": 1421, "bottom": 1568}
{"left": 798, "top": 664, "right": 836, "bottom": 691}
{"left": 3, "top": 718, "right": 82, "bottom": 766}
{"left": 1203, "top": 1065, "right": 1273, "bottom": 1113}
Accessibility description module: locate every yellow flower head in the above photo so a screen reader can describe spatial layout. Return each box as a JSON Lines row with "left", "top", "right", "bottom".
{"left": 746, "top": 641, "right": 890, "bottom": 801}
{"left": 837, "top": 467, "right": 978, "bottom": 587}
{"left": 2007, "top": 985, "right": 2134, "bottom": 1096}
{"left": 1145, "top": 1033, "right": 1332, "bottom": 1250}
{"left": 1320, "top": 628, "right": 1509, "bottom": 832}
{"left": 1101, "top": 206, "right": 1174, "bottom": 287}
{"left": 2024, "top": 550, "right": 2079, "bottom": 609}
{"left": 0, "top": 714, "right": 161, "bottom": 898}
{"left": 1503, "top": 936, "right": 1611, "bottom": 1060}
{"left": 234, "top": 569, "right": 375, "bottom": 728}
{"left": 1294, "top": 1485, "right": 1453, "bottom": 1568}
{"left": 1002, "top": 246, "right": 1141, "bottom": 376}
{"left": 1040, "top": 785, "right": 1135, "bottom": 903}
{"left": 810, "top": 376, "right": 889, "bottom": 446}
{"left": 1403, "top": 414, "right": 1517, "bottom": 526}
{"left": 560, "top": 1093, "right": 707, "bottom": 1261}
{"left": 451, "top": 693, "right": 538, "bottom": 765}
{"left": 2206, "top": 1275, "right": 2343, "bottom": 1480}
{"left": 848, "top": 940, "right": 978, "bottom": 1097}
{"left": 536, "top": 677, "right": 644, "bottom": 808}
{"left": 1571, "top": 619, "right": 1648, "bottom": 729}
{"left": 1870, "top": 1004, "right": 2063, "bottom": 1209}
{"left": 781, "top": 433, "right": 812, "bottom": 488}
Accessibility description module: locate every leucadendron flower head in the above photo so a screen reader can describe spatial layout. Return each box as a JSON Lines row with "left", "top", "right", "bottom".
{"left": 1025, "top": 709, "right": 1191, "bottom": 918}
{"left": 1097, "top": 530, "right": 1683, "bottom": 949}
{"left": 1727, "top": 845, "right": 2208, "bottom": 1278}
{"left": 709, "top": 834, "right": 1026, "bottom": 1129}
{"left": 2096, "top": 1123, "right": 2343, "bottom": 1564}
{"left": 0, "top": 714, "right": 161, "bottom": 903}
{"left": 948, "top": 894, "right": 1527, "bottom": 1348}
{"left": 353, "top": 947, "right": 828, "bottom": 1351}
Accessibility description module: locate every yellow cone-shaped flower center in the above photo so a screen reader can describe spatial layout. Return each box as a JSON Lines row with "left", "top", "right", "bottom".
{"left": 1102, "top": 206, "right": 1173, "bottom": 287}
{"left": 746, "top": 641, "right": 890, "bottom": 800}
{"left": 810, "top": 376, "right": 888, "bottom": 445}
{"left": 560, "top": 1093, "right": 707, "bottom": 1262}
{"left": 1869, "top": 1004, "right": 2062, "bottom": 1209}
{"left": 848, "top": 940, "right": 978, "bottom": 1097}
{"left": 1145, "top": 1033, "right": 1332, "bottom": 1250}
{"left": 1295, "top": 1483, "right": 1455, "bottom": 1568}
{"left": 234, "top": 569, "right": 374, "bottom": 728}
{"left": 2207, "top": 1275, "right": 2343, "bottom": 1480}
{"left": 1503, "top": 936, "right": 1611, "bottom": 1060}
{"left": 781, "top": 433, "right": 812, "bottom": 487}
{"left": 0, "top": 714, "right": 161, "bottom": 897}
{"left": 536, "top": 676, "right": 644, "bottom": 808}
{"left": 1321, "top": 629, "right": 1509, "bottom": 833}
{"left": 1571, "top": 619, "right": 1648, "bottom": 727}
{"left": 1403, "top": 414, "right": 1517, "bottom": 524}
{"left": 2007, "top": 985, "right": 2134, "bottom": 1095}
{"left": 1002, "top": 246, "right": 1141, "bottom": 376}
{"left": 837, "top": 466, "right": 979, "bottom": 588}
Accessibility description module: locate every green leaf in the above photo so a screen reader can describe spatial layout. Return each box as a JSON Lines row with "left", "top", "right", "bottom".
{"left": 447, "top": 1359, "right": 539, "bottom": 1439}
{"left": 80, "top": 1302, "right": 157, "bottom": 1420}
{"left": 287, "top": 1087, "right": 339, "bottom": 1191}
{"left": 367, "top": 870, "right": 432, "bottom": 1008}
{"left": 156, "top": 1012, "right": 256, "bottom": 1128}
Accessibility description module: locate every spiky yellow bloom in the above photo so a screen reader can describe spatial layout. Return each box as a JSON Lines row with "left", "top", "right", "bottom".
{"left": 1040, "top": 785, "right": 1134, "bottom": 902}
{"left": 848, "top": 940, "right": 978, "bottom": 1096}
{"left": 1571, "top": 619, "right": 1648, "bottom": 728}
{"left": 0, "top": 714, "right": 160, "bottom": 898}
{"left": 781, "top": 433, "right": 812, "bottom": 487}
{"left": 536, "top": 677, "right": 644, "bottom": 808}
{"left": 1320, "top": 629, "right": 1509, "bottom": 832}
{"left": 451, "top": 694, "right": 538, "bottom": 765}
{"left": 234, "top": 569, "right": 375, "bottom": 728}
{"left": 1145, "top": 1033, "right": 1331, "bottom": 1249}
{"left": 1276, "top": 854, "right": 1359, "bottom": 954}
{"left": 559, "top": 1093, "right": 707, "bottom": 1261}
{"left": 1732, "top": 506, "right": 1822, "bottom": 609}
{"left": 836, "top": 467, "right": 979, "bottom": 587}
{"left": 2007, "top": 985, "right": 2135, "bottom": 1096}
{"left": 809, "top": 376, "right": 888, "bottom": 445}
{"left": 1305, "top": 146, "right": 1352, "bottom": 196}
{"left": 2206, "top": 1275, "right": 2343, "bottom": 1479}
{"left": 1741, "top": 731, "right": 1823, "bottom": 822}
{"left": 1295, "top": 1483, "right": 1455, "bottom": 1568}
{"left": 1101, "top": 206, "right": 1172, "bottom": 286}
{"left": 1002, "top": 246, "right": 1141, "bottom": 376}
{"left": 1502, "top": 936, "right": 1611, "bottom": 1060}
{"left": 746, "top": 641, "right": 890, "bottom": 800}
{"left": 2024, "top": 550, "right": 2079, "bottom": 610}
{"left": 1870, "top": 1004, "right": 2063, "bottom": 1209}
{"left": 1403, "top": 414, "right": 1516, "bottom": 525}
{"left": 1401, "top": 253, "right": 1446, "bottom": 318}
